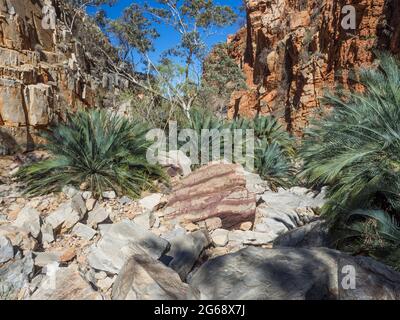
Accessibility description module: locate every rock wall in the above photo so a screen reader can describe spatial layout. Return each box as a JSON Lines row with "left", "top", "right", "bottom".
{"left": 0, "top": 0, "right": 126, "bottom": 154}
{"left": 228, "top": 0, "right": 400, "bottom": 135}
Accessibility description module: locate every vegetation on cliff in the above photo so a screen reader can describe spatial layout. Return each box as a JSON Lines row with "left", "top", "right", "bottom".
{"left": 301, "top": 53, "right": 400, "bottom": 269}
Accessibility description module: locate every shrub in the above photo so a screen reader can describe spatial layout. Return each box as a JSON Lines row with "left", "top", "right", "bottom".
{"left": 300, "top": 52, "right": 400, "bottom": 268}
{"left": 16, "top": 109, "right": 166, "bottom": 198}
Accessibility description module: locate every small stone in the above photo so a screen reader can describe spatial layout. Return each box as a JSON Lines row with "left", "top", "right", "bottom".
{"left": 72, "top": 223, "right": 97, "bottom": 240}
{"left": 71, "top": 193, "right": 87, "bottom": 217}
{"left": 0, "top": 235, "right": 14, "bottom": 263}
{"left": 102, "top": 191, "right": 116, "bottom": 199}
{"left": 81, "top": 191, "right": 92, "bottom": 200}
{"left": 13, "top": 206, "right": 41, "bottom": 238}
{"left": 184, "top": 223, "right": 199, "bottom": 232}
{"left": 59, "top": 248, "right": 76, "bottom": 263}
{"left": 87, "top": 206, "right": 109, "bottom": 228}
{"left": 118, "top": 196, "right": 133, "bottom": 205}
{"left": 240, "top": 221, "right": 253, "bottom": 231}
{"left": 85, "top": 198, "right": 97, "bottom": 211}
{"left": 97, "top": 276, "right": 115, "bottom": 291}
{"left": 205, "top": 217, "right": 222, "bottom": 231}
{"left": 138, "top": 193, "right": 163, "bottom": 212}
{"left": 40, "top": 223, "right": 54, "bottom": 243}
{"left": 95, "top": 271, "right": 107, "bottom": 280}
{"left": 133, "top": 212, "right": 155, "bottom": 230}
{"left": 34, "top": 252, "right": 60, "bottom": 267}
{"left": 46, "top": 201, "right": 81, "bottom": 231}
{"left": 62, "top": 185, "right": 78, "bottom": 198}
{"left": 211, "top": 229, "right": 229, "bottom": 247}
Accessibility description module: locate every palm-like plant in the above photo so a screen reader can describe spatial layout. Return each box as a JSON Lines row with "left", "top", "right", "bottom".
{"left": 300, "top": 52, "right": 400, "bottom": 267}
{"left": 16, "top": 109, "right": 166, "bottom": 198}
{"left": 252, "top": 116, "right": 295, "bottom": 157}
{"left": 255, "top": 141, "right": 295, "bottom": 190}
{"left": 301, "top": 53, "right": 400, "bottom": 218}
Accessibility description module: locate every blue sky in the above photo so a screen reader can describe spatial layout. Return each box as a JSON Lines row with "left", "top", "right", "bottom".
{"left": 87, "top": 0, "right": 245, "bottom": 66}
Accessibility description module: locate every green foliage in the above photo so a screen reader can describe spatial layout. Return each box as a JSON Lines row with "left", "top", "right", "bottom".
{"left": 254, "top": 141, "right": 295, "bottom": 190}
{"left": 199, "top": 43, "right": 247, "bottom": 115}
{"left": 234, "top": 116, "right": 296, "bottom": 190}
{"left": 300, "top": 52, "right": 400, "bottom": 268}
{"left": 333, "top": 209, "right": 400, "bottom": 270}
{"left": 301, "top": 53, "right": 400, "bottom": 218}
{"left": 16, "top": 110, "right": 166, "bottom": 199}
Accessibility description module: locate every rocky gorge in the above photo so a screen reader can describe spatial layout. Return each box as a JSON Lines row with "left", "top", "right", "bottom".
{"left": 1, "top": 0, "right": 400, "bottom": 301}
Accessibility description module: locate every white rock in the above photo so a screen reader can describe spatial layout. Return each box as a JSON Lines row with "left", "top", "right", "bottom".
{"left": 97, "top": 276, "right": 115, "bottom": 291}
{"left": 95, "top": 271, "right": 107, "bottom": 280}
{"left": 87, "top": 206, "right": 109, "bottom": 228}
{"left": 0, "top": 235, "right": 14, "bottom": 263}
{"left": 102, "top": 191, "right": 116, "bottom": 199}
{"left": 228, "top": 230, "right": 276, "bottom": 246}
{"left": 211, "top": 229, "right": 229, "bottom": 247}
{"left": 40, "top": 223, "right": 54, "bottom": 243}
{"left": 87, "top": 220, "right": 170, "bottom": 274}
{"left": 13, "top": 206, "right": 41, "bottom": 238}
{"left": 71, "top": 193, "right": 87, "bottom": 217}
{"left": 85, "top": 198, "right": 97, "bottom": 211}
{"left": 62, "top": 185, "right": 78, "bottom": 198}
{"left": 81, "top": 191, "right": 92, "bottom": 200}
{"left": 72, "top": 223, "right": 97, "bottom": 240}
{"left": 98, "top": 224, "right": 112, "bottom": 236}
{"left": 133, "top": 212, "right": 155, "bottom": 230}
{"left": 34, "top": 252, "right": 60, "bottom": 267}
{"left": 30, "top": 264, "right": 103, "bottom": 300}
{"left": 46, "top": 201, "right": 81, "bottom": 231}
{"left": 138, "top": 193, "right": 163, "bottom": 212}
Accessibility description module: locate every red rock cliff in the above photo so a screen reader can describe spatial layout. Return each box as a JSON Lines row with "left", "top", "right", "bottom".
{"left": 0, "top": 0, "right": 125, "bottom": 154}
{"left": 228, "top": 0, "right": 400, "bottom": 134}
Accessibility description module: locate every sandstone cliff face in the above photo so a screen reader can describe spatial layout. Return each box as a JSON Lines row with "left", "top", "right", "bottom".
{"left": 228, "top": 0, "right": 400, "bottom": 134}
{"left": 0, "top": 0, "right": 125, "bottom": 154}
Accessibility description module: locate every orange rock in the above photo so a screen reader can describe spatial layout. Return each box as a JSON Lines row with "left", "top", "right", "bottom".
{"left": 227, "top": 0, "right": 399, "bottom": 135}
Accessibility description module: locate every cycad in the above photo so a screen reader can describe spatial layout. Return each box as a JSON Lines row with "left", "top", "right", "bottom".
{"left": 16, "top": 109, "right": 166, "bottom": 198}
{"left": 252, "top": 116, "right": 295, "bottom": 157}
{"left": 300, "top": 52, "right": 400, "bottom": 267}
{"left": 301, "top": 52, "right": 400, "bottom": 219}
{"left": 255, "top": 141, "right": 295, "bottom": 190}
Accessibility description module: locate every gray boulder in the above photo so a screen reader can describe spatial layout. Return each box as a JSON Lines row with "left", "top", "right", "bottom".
{"left": 30, "top": 264, "right": 103, "bottom": 300}
{"left": 13, "top": 206, "right": 41, "bottom": 238}
{"left": 87, "top": 219, "right": 170, "bottom": 274}
{"left": 0, "top": 235, "right": 14, "bottom": 263}
{"left": 112, "top": 245, "right": 199, "bottom": 300}
{"left": 188, "top": 247, "right": 400, "bottom": 300}
{"left": 160, "top": 230, "right": 210, "bottom": 281}
{"left": 273, "top": 220, "right": 332, "bottom": 248}
{"left": 0, "top": 252, "right": 34, "bottom": 299}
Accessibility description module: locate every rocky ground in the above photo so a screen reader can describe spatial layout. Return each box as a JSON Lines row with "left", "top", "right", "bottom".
{"left": 1, "top": 151, "right": 400, "bottom": 300}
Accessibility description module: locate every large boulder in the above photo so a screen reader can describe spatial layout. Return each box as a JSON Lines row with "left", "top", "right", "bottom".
{"left": 112, "top": 246, "right": 199, "bottom": 300}
{"left": 0, "top": 252, "right": 34, "bottom": 299}
{"left": 273, "top": 220, "right": 332, "bottom": 248}
{"left": 188, "top": 247, "right": 400, "bottom": 300}
{"left": 162, "top": 163, "right": 257, "bottom": 229}
{"left": 160, "top": 230, "right": 210, "bottom": 281}
{"left": 0, "top": 235, "right": 14, "bottom": 263}
{"left": 87, "top": 220, "right": 170, "bottom": 274}
{"left": 13, "top": 206, "right": 41, "bottom": 239}
{"left": 30, "top": 264, "right": 103, "bottom": 300}
{"left": 253, "top": 187, "right": 325, "bottom": 237}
